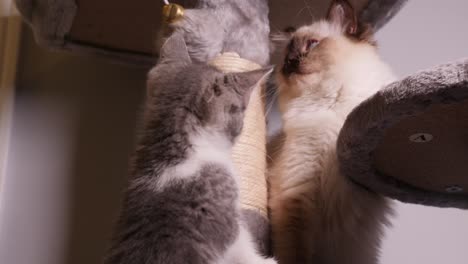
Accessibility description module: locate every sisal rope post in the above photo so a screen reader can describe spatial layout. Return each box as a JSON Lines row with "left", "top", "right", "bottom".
{"left": 161, "top": 4, "right": 268, "bottom": 217}
{"left": 210, "top": 52, "right": 268, "bottom": 218}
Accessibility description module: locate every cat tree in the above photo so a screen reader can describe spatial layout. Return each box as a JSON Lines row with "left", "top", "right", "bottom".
{"left": 13, "top": 0, "right": 409, "bottom": 250}
{"left": 14, "top": 0, "right": 468, "bottom": 254}
{"left": 14, "top": 0, "right": 406, "bottom": 64}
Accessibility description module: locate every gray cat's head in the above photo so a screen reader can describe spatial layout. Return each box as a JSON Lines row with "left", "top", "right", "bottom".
{"left": 147, "top": 33, "right": 271, "bottom": 143}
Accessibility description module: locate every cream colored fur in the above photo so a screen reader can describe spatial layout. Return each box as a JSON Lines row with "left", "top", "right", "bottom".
{"left": 269, "top": 20, "right": 395, "bottom": 264}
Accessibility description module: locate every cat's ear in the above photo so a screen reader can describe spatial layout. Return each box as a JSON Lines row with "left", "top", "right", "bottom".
{"left": 327, "top": 0, "right": 358, "bottom": 35}
{"left": 158, "top": 32, "right": 192, "bottom": 65}
{"left": 231, "top": 67, "right": 274, "bottom": 96}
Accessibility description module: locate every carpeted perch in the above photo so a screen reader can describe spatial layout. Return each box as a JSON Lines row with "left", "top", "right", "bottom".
{"left": 338, "top": 59, "right": 468, "bottom": 209}
{"left": 14, "top": 0, "right": 408, "bottom": 65}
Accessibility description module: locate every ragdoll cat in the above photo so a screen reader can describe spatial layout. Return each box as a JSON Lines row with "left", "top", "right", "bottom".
{"left": 165, "top": 0, "right": 270, "bottom": 65}
{"left": 104, "top": 34, "right": 275, "bottom": 264}
{"left": 268, "top": 0, "right": 395, "bottom": 263}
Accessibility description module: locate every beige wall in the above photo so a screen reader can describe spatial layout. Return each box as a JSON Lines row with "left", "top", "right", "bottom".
{"left": 0, "top": 27, "right": 147, "bottom": 264}
{"left": 0, "top": 0, "right": 21, "bottom": 202}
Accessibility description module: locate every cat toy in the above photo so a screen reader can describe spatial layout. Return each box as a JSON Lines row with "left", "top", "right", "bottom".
{"left": 162, "top": 0, "right": 184, "bottom": 23}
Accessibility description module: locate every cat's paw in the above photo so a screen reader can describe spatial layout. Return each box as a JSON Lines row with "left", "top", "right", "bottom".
{"left": 262, "top": 258, "right": 278, "bottom": 264}
{"left": 224, "top": 256, "right": 277, "bottom": 264}
{"left": 229, "top": 258, "right": 277, "bottom": 264}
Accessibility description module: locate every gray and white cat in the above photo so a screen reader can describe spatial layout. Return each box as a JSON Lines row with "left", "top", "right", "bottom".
{"left": 104, "top": 34, "right": 275, "bottom": 264}
{"left": 168, "top": 0, "right": 270, "bottom": 65}
{"left": 268, "top": 0, "right": 395, "bottom": 263}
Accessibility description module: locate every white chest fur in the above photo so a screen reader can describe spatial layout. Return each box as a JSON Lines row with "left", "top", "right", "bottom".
{"left": 155, "top": 131, "right": 234, "bottom": 190}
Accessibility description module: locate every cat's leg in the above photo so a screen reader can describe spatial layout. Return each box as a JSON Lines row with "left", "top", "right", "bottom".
{"left": 220, "top": 225, "right": 277, "bottom": 264}
{"left": 324, "top": 191, "right": 391, "bottom": 264}
{"left": 269, "top": 184, "right": 319, "bottom": 264}
{"left": 320, "top": 157, "right": 393, "bottom": 264}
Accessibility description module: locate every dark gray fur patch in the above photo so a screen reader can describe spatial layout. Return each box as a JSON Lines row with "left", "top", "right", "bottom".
{"left": 241, "top": 209, "right": 271, "bottom": 256}
{"left": 105, "top": 165, "right": 239, "bottom": 264}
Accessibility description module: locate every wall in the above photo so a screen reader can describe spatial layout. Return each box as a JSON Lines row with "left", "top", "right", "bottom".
{"left": 0, "top": 0, "right": 21, "bottom": 204}
{"left": 0, "top": 27, "right": 147, "bottom": 264}
{"left": 376, "top": 0, "right": 468, "bottom": 263}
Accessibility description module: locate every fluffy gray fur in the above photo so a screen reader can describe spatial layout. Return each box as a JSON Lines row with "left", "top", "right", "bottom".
{"left": 104, "top": 34, "right": 272, "bottom": 264}
{"left": 170, "top": 0, "right": 270, "bottom": 65}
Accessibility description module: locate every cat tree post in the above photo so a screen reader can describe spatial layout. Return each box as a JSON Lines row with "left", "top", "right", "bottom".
{"left": 209, "top": 52, "right": 270, "bottom": 254}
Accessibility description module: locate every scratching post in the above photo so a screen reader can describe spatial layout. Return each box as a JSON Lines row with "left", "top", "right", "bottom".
{"left": 210, "top": 52, "right": 270, "bottom": 254}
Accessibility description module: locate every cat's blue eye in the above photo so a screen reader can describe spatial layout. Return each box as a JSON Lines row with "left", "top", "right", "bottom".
{"left": 307, "top": 39, "right": 319, "bottom": 49}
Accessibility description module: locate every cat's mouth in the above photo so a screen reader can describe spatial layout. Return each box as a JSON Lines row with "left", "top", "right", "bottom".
{"left": 282, "top": 36, "right": 318, "bottom": 76}
{"left": 282, "top": 58, "right": 300, "bottom": 75}
{"left": 282, "top": 59, "right": 311, "bottom": 76}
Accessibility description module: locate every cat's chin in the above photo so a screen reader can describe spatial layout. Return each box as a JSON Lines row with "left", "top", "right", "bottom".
{"left": 281, "top": 65, "right": 314, "bottom": 77}
{"left": 278, "top": 72, "right": 309, "bottom": 87}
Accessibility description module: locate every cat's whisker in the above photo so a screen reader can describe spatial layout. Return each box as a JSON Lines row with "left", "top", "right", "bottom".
{"left": 265, "top": 153, "right": 274, "bottom": 162}
{"left": 264, "top": 84, "right": 280, "bottom": 117}
{"left": 293, "top": 6, "right": 311, "bottom": 21}
{"left": 265, "top": 99, "right": 277, "bottom": 117}
{"left": 266, "top": 135, "right": 286, "bottom": 162}
{"left": 270, "top": 21, "right": 287, "bottom": 34}
{"left": 303, "top": 0, "right": 315, "bottom": 21}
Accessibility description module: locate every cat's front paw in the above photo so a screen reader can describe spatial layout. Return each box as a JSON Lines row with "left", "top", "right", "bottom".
{"left": 262, "top": 258, "right": 278, "bottom": 264}
{"left": 255, "top": 258, "right": 278, "bottom": 264}
{"left": 230, "top": 258, "right": 277, "bottom": 264}
{"left": 224, "top": 255, "right": 277, "bottom": 264}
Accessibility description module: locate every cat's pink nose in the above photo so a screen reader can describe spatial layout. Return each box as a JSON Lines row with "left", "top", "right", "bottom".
{"left": 283, "top": 57, "right": 300, "bottom": 75}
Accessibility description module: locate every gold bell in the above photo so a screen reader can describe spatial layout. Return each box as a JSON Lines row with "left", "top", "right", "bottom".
{"left": 162, "top": 3, "right": 185, "bottom": 24}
